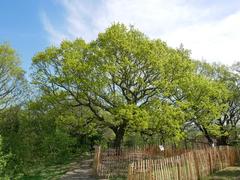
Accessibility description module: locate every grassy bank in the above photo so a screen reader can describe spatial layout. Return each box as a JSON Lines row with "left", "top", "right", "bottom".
{"left": 207, "top": 166, "right": 240, "bottom": 180}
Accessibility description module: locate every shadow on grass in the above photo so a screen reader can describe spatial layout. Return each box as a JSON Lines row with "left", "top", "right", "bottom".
{"left": 213, "top": 169, "right": 240, "bottom": 177}
{"left": 18, "top": 153, "right": 90, "bottom": 180}
{"left": 208, "top": 166, "right": 240, "bottom": 180}
{"left": 18, "top": 164, "right": 71, "bottom": 180}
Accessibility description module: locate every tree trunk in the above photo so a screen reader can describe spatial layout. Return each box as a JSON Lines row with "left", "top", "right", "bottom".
{"left": 216, "top": 135, "right": 228, "bottom": 146}
{"left": 205, "top": 134, "right": 214, "bottom": 145}
{"left": 112, "top": 125, "right": 126, "bottom": 148}
{"left": 202, "top": 127, "right": 214, "bottom": 145}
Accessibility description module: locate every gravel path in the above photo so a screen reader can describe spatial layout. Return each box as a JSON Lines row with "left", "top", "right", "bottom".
{"left": 61, "top": 159, "right": 98, "bottom": 180}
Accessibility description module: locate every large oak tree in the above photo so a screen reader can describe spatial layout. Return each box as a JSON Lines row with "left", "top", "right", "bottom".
{"left": 32, "top": 24, "right": 228, "bottom": 147}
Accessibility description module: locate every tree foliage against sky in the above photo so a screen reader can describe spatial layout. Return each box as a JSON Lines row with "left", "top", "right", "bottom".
{"left": 0, "top": 44, "right": 26, "bottom": 110}
{"left": 31, "top": 23, "right": 233, "bottom": 147}
{"left": 0, "top": 23, "right": 239, "bottom": 178}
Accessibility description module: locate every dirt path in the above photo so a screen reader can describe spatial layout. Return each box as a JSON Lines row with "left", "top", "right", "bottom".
{"left": 208, "top": 166, "right": 240, "bottom": 180}
{"left": 61, "top": 159, "right": 99, "bottom": 180}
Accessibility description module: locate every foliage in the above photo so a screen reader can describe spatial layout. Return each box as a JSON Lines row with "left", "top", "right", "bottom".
{"left": 32, "top": 23, "right": 216, "bottom": 147}
{"left": 0, "top": 43, "right": 26, "bottom": 110}
{"left": 190, "top": 61, "right": 240, "bottom": 145}
{"left": 0, "top": 24, "right": 240, "bottom": 178}
{"left": 0, "top": 135, "right": 12, "bottom": 178}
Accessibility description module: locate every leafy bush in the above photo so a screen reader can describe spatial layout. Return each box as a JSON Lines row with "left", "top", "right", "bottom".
{"left": 41, "top": 130, "right": 76, "bottom": 164}
{"left": 0, "top": 136, "right": 12, "bottom": 178}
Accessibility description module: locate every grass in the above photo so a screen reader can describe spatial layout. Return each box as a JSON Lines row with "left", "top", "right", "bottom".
{"left": 206, "top": 166, "right": 240, "bottom": 180}
{"left": 17, "top": 163, "right": 73, "bottom": 180}
{"left": 15, "top": 152, "right": 91, "bottom": 180}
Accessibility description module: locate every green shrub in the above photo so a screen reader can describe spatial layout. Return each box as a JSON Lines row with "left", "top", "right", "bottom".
{"left": 41, "top": 130, "right": 76, "bottom": 164}
{"left": 0, "top": 135, "right": 12, "bottom": 178}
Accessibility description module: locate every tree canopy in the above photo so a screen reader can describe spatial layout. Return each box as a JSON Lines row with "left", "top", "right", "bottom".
{"left": 32, "top": 24, "right": 231, "bottom": 147}
{"left": 0, "top": 44, "right": 26, "bottom": 110}
{"left": 0, "top": 24, "right": 239, "bottom": 178}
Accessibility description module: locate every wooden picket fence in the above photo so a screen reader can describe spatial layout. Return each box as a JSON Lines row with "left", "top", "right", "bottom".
{"left": 93, "top": 144, "right": 209, "bottom": 178}
{"left": 128, "top": 146, "right": 240, "bottom": 180}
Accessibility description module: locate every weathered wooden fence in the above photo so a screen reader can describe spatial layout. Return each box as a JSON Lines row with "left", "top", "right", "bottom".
{"left": 128, "top": 146, "right": 240, "bottom": 180}
{"left": 93, "top": 144, "right": 208, "bottom": 177}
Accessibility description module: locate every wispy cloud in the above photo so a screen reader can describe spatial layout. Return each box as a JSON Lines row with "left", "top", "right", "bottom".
{"left": 41, "top": 12, "right": 67, "bottom": 44}
{"left": 41, "top": 0, "right": 240, "bottom": 64}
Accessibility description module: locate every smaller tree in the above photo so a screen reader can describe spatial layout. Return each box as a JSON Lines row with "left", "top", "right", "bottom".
{"left": 188, "top": 61, "right": 233, "bottom": 145}
{"left": 214, "top": 62, "right": 240, "bottom": 145}
{"left": 0, "top": 43, "right": 26, "bottom": 110}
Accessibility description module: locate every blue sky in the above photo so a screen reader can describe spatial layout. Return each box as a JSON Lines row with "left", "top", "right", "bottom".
{"left": 1, "top": 0, "right": 240, "bottom": 77}
{"left": 0, "top": 1, "right": 56, "bottom": 75}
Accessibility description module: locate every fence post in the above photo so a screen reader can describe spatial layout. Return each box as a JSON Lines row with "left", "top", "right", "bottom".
{"left": 148, "top": 160, "right": 153, "bottom": 180}
{"left": 193, "top": 151, "right": 200, "bottom": 179}
{"left": 128, "top": 163, "right": 134, "bottom": 180}
{"left": 208, "top": 151, "right": 212, "bottom": 174}
{"left": 94, "top": 145, "right": 101, "bottom": 176}
{"left": 177, "top": 158, "right": 181, "bottom": 180}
